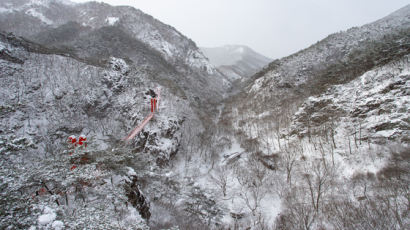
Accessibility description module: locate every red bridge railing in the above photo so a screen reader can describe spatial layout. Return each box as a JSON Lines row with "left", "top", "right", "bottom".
{"left": 124, "top": 87, "right": 161, "bottom": 141}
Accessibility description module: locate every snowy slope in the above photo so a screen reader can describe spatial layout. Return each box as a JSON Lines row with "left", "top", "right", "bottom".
{"left": 201, "top": 45, "right": 272, "bottom": 81}
{"left": 229, "top": 4, "right": 410, "bottom": 131}
{"left": 290, "top": 56, "right": 410, "bottom": 145}
{"left": 0, "top": 31, "right": 198, "bottom": 229}
{"left": 215, "top": 5, "right": 410, "bottom": 229}
{"left": 0, "top": 1, "right": 230, "bottom": 228}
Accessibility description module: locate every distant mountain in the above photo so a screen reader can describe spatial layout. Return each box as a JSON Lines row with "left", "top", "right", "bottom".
{"left": 201, "top": 45, "right": 271, "bottom": 81}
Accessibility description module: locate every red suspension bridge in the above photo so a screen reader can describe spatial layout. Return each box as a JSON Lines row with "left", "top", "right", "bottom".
{"left": 124, "top": 87, "right": 161, "bottom": 141}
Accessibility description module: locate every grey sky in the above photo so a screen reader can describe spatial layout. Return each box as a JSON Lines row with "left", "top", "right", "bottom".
{"left": 71, "top": 0, "right": 409, "bottom": 59}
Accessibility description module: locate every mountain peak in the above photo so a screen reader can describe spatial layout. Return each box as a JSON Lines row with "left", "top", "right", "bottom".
{"left": 202, "top": 45, "right": 270, "bottom": 65}
{"left": 201, "top": 45, "right": 272, "bottom": 81}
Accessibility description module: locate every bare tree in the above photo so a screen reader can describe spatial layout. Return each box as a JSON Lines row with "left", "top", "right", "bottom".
{"left": 281, "top": 141, "right": 300, "bottom": 185}
{"left": 210, "top": 166, "right": 229, "bottom": 197}
{"left": 275, "top": 187, "right": 317, "bottom": 230}
{"left": 235, "top": 155, "right": 269, "bottom": 218}
{"left": 303, "top": 160, "right": 333, "bottom": 212}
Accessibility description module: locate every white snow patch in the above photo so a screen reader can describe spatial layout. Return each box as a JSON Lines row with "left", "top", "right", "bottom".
{"left": 59, "top": 0, "right": 76, "bottom": 6}
{"left": 260, "top": 194, "right": 282, "bottom": 226}
{"left": 51, "top": 220, "right": 64, "bottom": 230}
{"left": 220, "top": 138, "right": 245, "bottom": 163}
{"left": 374, "top": 130, "right": 396, "bottom": 138}
{"left": 342, "top": 151, "right": 388, "bottom": 179}
{"left": 25, "top": 9, "right": 53, "bottom": 25}
{"left": 126, "top": 167, "right": 136, "bottom": 177}
{"left": 123, "top": 206, "right": 147, "bottom": 228}
{"left": 235, "top": 47, "right": 245, "bottom": 54}
{"left": 250, "top": 77, "right": 264, "bottom": 93}
{"left": 106, "top": 17, "right": 119, "bottom": 25}
{"left": 29, "top": 0, "right": 50, "bottom": 6}
{"left": 29, "top": 0, "right": 75, "bottom": 6}
{"left": 159, "top": 137, "right": 173, "bottom": 151}
{"left": 38, "top": 207, "right": 56, "bottom": 225}
{"left": 0, "top": 7, "right": 12, "bottom": 13}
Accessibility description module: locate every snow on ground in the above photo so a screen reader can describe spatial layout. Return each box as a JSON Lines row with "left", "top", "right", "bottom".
{"left": 123, "top": 206, "right": 147, "bottom": 227}
{"left": 260, "top": 194, "right": 282, "bottom": 226}
{"left": 178, "top": 136, "right": 282, "bottom": 227}
{"left": 0, "top": 7, "right": 12, "bottom": 13}
{"left": 250, "top": 77, "right": 264, "bottom": 93}
{"left": 51, "top": 220, "right": 64, "bottom": 230}
{"left": 106, "top": 17, "right": 119, "bottom": 25}
{"left": 126, "top": 166, "right": 137, "bottom": 177}
{"left": 287, "top": 55, "right": 410, "bottom": 178}
{"left": 0, "top": 42, "right": 5, "bottom": 51}
{"left": 38, "top": 207, "right": 57, "bottom": 226}
{"left": 235, "top": 46, "right": 244, "bottom": 54}
{"left": 25, "top": 9, "right": 53, "bottom": 25}
{"left": 28, "top": 0, "right": 75, "bottom": 7}
{"left": 221, "top": 139, "right": 244, "bottom": 159}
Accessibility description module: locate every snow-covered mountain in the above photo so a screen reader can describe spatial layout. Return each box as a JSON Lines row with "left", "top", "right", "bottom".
{"left": 0, "top": 31, "right": 193, "bottom": 229}
{"left": 201, "top": 45, "right": 272, "bottom": 81}
{"left": 0, "top": 0, "right": 212, "bottom": 71}
{"left": 218, "top": 4, "right": 410, "bottom": 229}
{"left": 0, "top": 0, "right": 226, "bottom": 229}
{"left": 229, "top": 3, "right": 410, "bottom": 133}
{"left": 0, "top": 0, "right": 227, "bottom": 104}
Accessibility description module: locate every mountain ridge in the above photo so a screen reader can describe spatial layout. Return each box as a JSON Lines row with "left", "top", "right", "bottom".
{"left": 0, "top": 0, "right": 223, "bottom": 79}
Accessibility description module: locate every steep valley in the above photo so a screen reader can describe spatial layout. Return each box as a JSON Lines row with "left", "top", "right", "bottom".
{"left": 0, "top": 1, "right": 409, "bottom": 230}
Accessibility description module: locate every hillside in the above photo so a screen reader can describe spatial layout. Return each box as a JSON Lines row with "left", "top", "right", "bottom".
{"left": 0, "top": 31, "right": 196, "bottom": 229}
{"left": 215, "top": 4, "right": 410, "bottom": 229}
{"left": 0, "top": 0, "right": 226, "bottom": 229}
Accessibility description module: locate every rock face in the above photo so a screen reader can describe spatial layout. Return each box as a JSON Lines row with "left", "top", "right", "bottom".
{"left": 125, "top": 176, "right": 151, "bottom": 220}
{"left": 201, "top": 45, "right": 272, "bottom": 81}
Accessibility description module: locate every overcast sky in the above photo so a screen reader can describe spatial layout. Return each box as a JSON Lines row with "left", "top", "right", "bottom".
{"left": 71, "top": 0, "right": 409, "bottom": 59}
